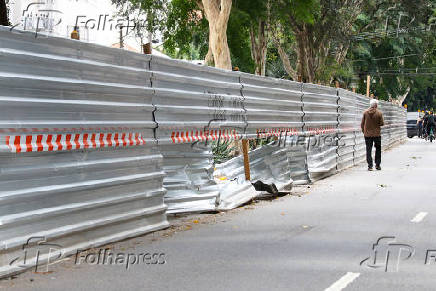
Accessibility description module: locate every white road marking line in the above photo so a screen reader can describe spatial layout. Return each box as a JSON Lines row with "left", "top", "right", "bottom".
{"left": 325, "top": 272, "right": 360, "bottom": 291}
{"left": 411, "top": 212, "right": 428, "bottom": 223}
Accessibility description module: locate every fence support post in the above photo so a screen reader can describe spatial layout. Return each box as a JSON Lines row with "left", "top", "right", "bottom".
{"left": 242, "top": 139, "right": 251, "bottom": 181}
{"left": 366, "top": 75, "right": 371, "bottom": 97}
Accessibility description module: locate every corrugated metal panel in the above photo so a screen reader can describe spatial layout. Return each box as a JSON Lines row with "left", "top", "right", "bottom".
{"left": 337, "top": 89, "right": 358, "bottom": 170}
{"left": 150, "top": 56, "right": 246, "bottom": 145}
{"left": 214, "top": 143, "right": 293, "bottom": 210}
{"left": 379, "top": 101, "right": 392, "bottom": 150}
{"left": 0, "top": 28, "right": 168, "bottom": 277}
{"left": 385, "top": 103, "right": 406, "bottom": 146}
{"left": 214, "top": 157, "right": 258, "bottom": 211}
{"left": 239, "top": 74, "right": 305, "bottom": 186}
{"left": 302, "top": 84, "right": 339, "bottom": 180}
{"left": 248, "top": 144, "right": 293, "bottom": 191}
{"left": 354, "top": 95, "right": 368, "bottom": 164}
{"left": 160, "top": 143, "right": 219, "bottom": 214}
{"left": 149, "top": 56, "right": 245, "bottom": 213}
{"left": 396, "top": 108, "right": 407, "bottom": 141}
{"left": 240, "top": 73, "right": 303, "bottom": 140}
{"left": 286, "top": 137, "right": 310, "bottom": 185}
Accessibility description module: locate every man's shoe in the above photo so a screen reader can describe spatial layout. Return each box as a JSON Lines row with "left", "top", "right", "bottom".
{"left": 376, "top": 165, "right": 381, "bottom": 171}
{"left": 368, "top": 167, "right": 373, "bottom": 171}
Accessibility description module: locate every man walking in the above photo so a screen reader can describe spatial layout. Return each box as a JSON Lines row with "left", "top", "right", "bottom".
{"left": 361, "top": 99, "right": 385, "bottom": 171}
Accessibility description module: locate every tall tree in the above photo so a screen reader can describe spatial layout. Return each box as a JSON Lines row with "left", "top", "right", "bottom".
{"left": 232, "top": 0, "right": 270, "bottom": 75}
{"left": 272, "top": 0, "right": 363, "bottom": 83}
{"left": 198, "top": 0, "right": 233, "bottom": 69}
{"left": 113, "top": 0, "right": 233, "bottom": 70}
{"left": 350, "top": 0, "right": 436, "bottom": 101}
{"left": 226, "top": 8, "right": 255, "bottom": 73}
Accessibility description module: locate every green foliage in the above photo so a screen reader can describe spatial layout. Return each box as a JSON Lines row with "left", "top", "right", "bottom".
{"left": 227, "top": 6, "right": 255, "bottom": 73}
{"left": 266, "top": 47, "right": 289, "bottom": 78}
{"left": 111, "top": 0, "right": 165, "bottom": 34}
{"left": 282, "top": 0, "right": 318, "bottom": 24}
{"left": 162, "top": 0, "right": 209, "bottom": 58}
{"left": 212, "top": 140, "right": 236, "bottom": 164}
{"left": 112, "top": 0, "right": 209, "bottom": 60}
{"left": 350, "top": 0, "right": 436, "bottom": 102}
{"left": 249, "top": 137, "right": 274, "bottom": 150}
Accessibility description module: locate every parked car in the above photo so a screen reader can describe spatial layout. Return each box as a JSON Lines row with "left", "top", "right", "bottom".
{"left": 407, "top": 119, "right": 418, "bottom": 138}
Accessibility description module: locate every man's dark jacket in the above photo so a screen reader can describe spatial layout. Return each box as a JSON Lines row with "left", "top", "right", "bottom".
{"left": 361, "top": 107, "right": 385, "bottom": 137}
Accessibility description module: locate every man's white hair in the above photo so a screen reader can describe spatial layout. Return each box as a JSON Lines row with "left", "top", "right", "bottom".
{"left": 370, "top": 99, "right": 378, "bottom": 108}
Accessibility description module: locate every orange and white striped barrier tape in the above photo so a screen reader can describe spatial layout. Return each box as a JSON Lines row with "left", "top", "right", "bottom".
{"left": 5, "top": 132, "right": 146, "bottom": 153}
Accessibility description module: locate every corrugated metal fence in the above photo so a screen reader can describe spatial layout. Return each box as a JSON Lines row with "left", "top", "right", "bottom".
{"left": 0, "top": 28, "right": 407, "bottom": 277}
{"left": 0, "top": 28, "right": 168, "bottom": 277}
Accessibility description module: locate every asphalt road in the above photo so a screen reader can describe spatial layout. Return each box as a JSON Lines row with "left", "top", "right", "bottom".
{"left": 2, "top": 138, "right": 436, "bottom": 291}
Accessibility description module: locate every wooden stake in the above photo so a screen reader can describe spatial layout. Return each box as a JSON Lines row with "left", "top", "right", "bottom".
{"left": 143, "top": 43, "right": 152, "bottom": 54}
{"left": 241, "top": 139, "right": 251, "bottom": 181}
{"left": 366, "top": 75, "right": 371, "bottom": 97}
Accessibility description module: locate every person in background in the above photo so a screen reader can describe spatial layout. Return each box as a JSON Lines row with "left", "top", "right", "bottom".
{"left": 423, "top": 111, "right": 429, "bottom": 137}
{"left": 427, "top": 112, "right": 435, "bottom": 139}
{"left": 417, "top": 117, "right": 423, "bottom": 138}
{"left": 361, "top": 99, "right": 385, "bottom": 171}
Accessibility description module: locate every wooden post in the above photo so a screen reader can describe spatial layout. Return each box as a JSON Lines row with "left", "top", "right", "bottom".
{"left": 119, "top": 27, "right": 124, "bottom": 49}
{"left": 241, "top": 139, "right": 251, "bottom": 181}
{"left": 297, "top": 75, "right": 302, "bottom": 83}
{"left": 143, "top": 43, "right": 152, "bottom": 54}
{"left": 366, "top": 75, "right": 371, "bottom": 97}
{"left": 352, "top": 87, "right": 356, "bottom": 93}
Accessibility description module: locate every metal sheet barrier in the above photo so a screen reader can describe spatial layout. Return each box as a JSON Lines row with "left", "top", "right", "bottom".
{"left": 214, "top": 143, "right": 293, "bottom": 210}
{"left": 337, "top": 89, "right": 357, "bottom": 170}
{"left": 149, "top": 56, "right": 245, "bottom": 213}
{"left": 150, "top": 56, "right": 246, "bottom": 145}
{"left": 286, "top": 136, "right": 310, "bottom": 185}
{"left": 0, "top": 28, "right": 408, "bottom": 277}
{"left": 214, "top": 157, "right": 258, "bottom": 211}
{"left": 160, "top": 143, "right": 219, "bottom": 214}
{"left": 379, "top": 101, "right": 391, "bottom": 150}
{"left": 241, "top": 73, "right": 303, "bottom": 139}
{"left": 354, "top": 95, "right": 369, "bottom": 164}
{"left": 302, "top": 84, "right": 339, "bottom": 181}
{"left": 0, "top": 28, "right": 168, "bottom": 277}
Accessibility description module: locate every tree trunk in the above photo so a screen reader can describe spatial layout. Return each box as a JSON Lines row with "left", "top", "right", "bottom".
{"left": 0, "top": 0, "right": 8, "bottom": 26}
{"left": 249, "top": 21, "right": 268, "bottom": 76}
{"left": 201, "top": 0, "right": 233, "bottom": 70}
{"left": 295, "top": 27, "right": 316, "bottom": 83}
{"left": 274, "top": 40, "right": 298, "bottom": 80}
{"left": 205, "top": 45, "right": 215, "bottom": 66}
